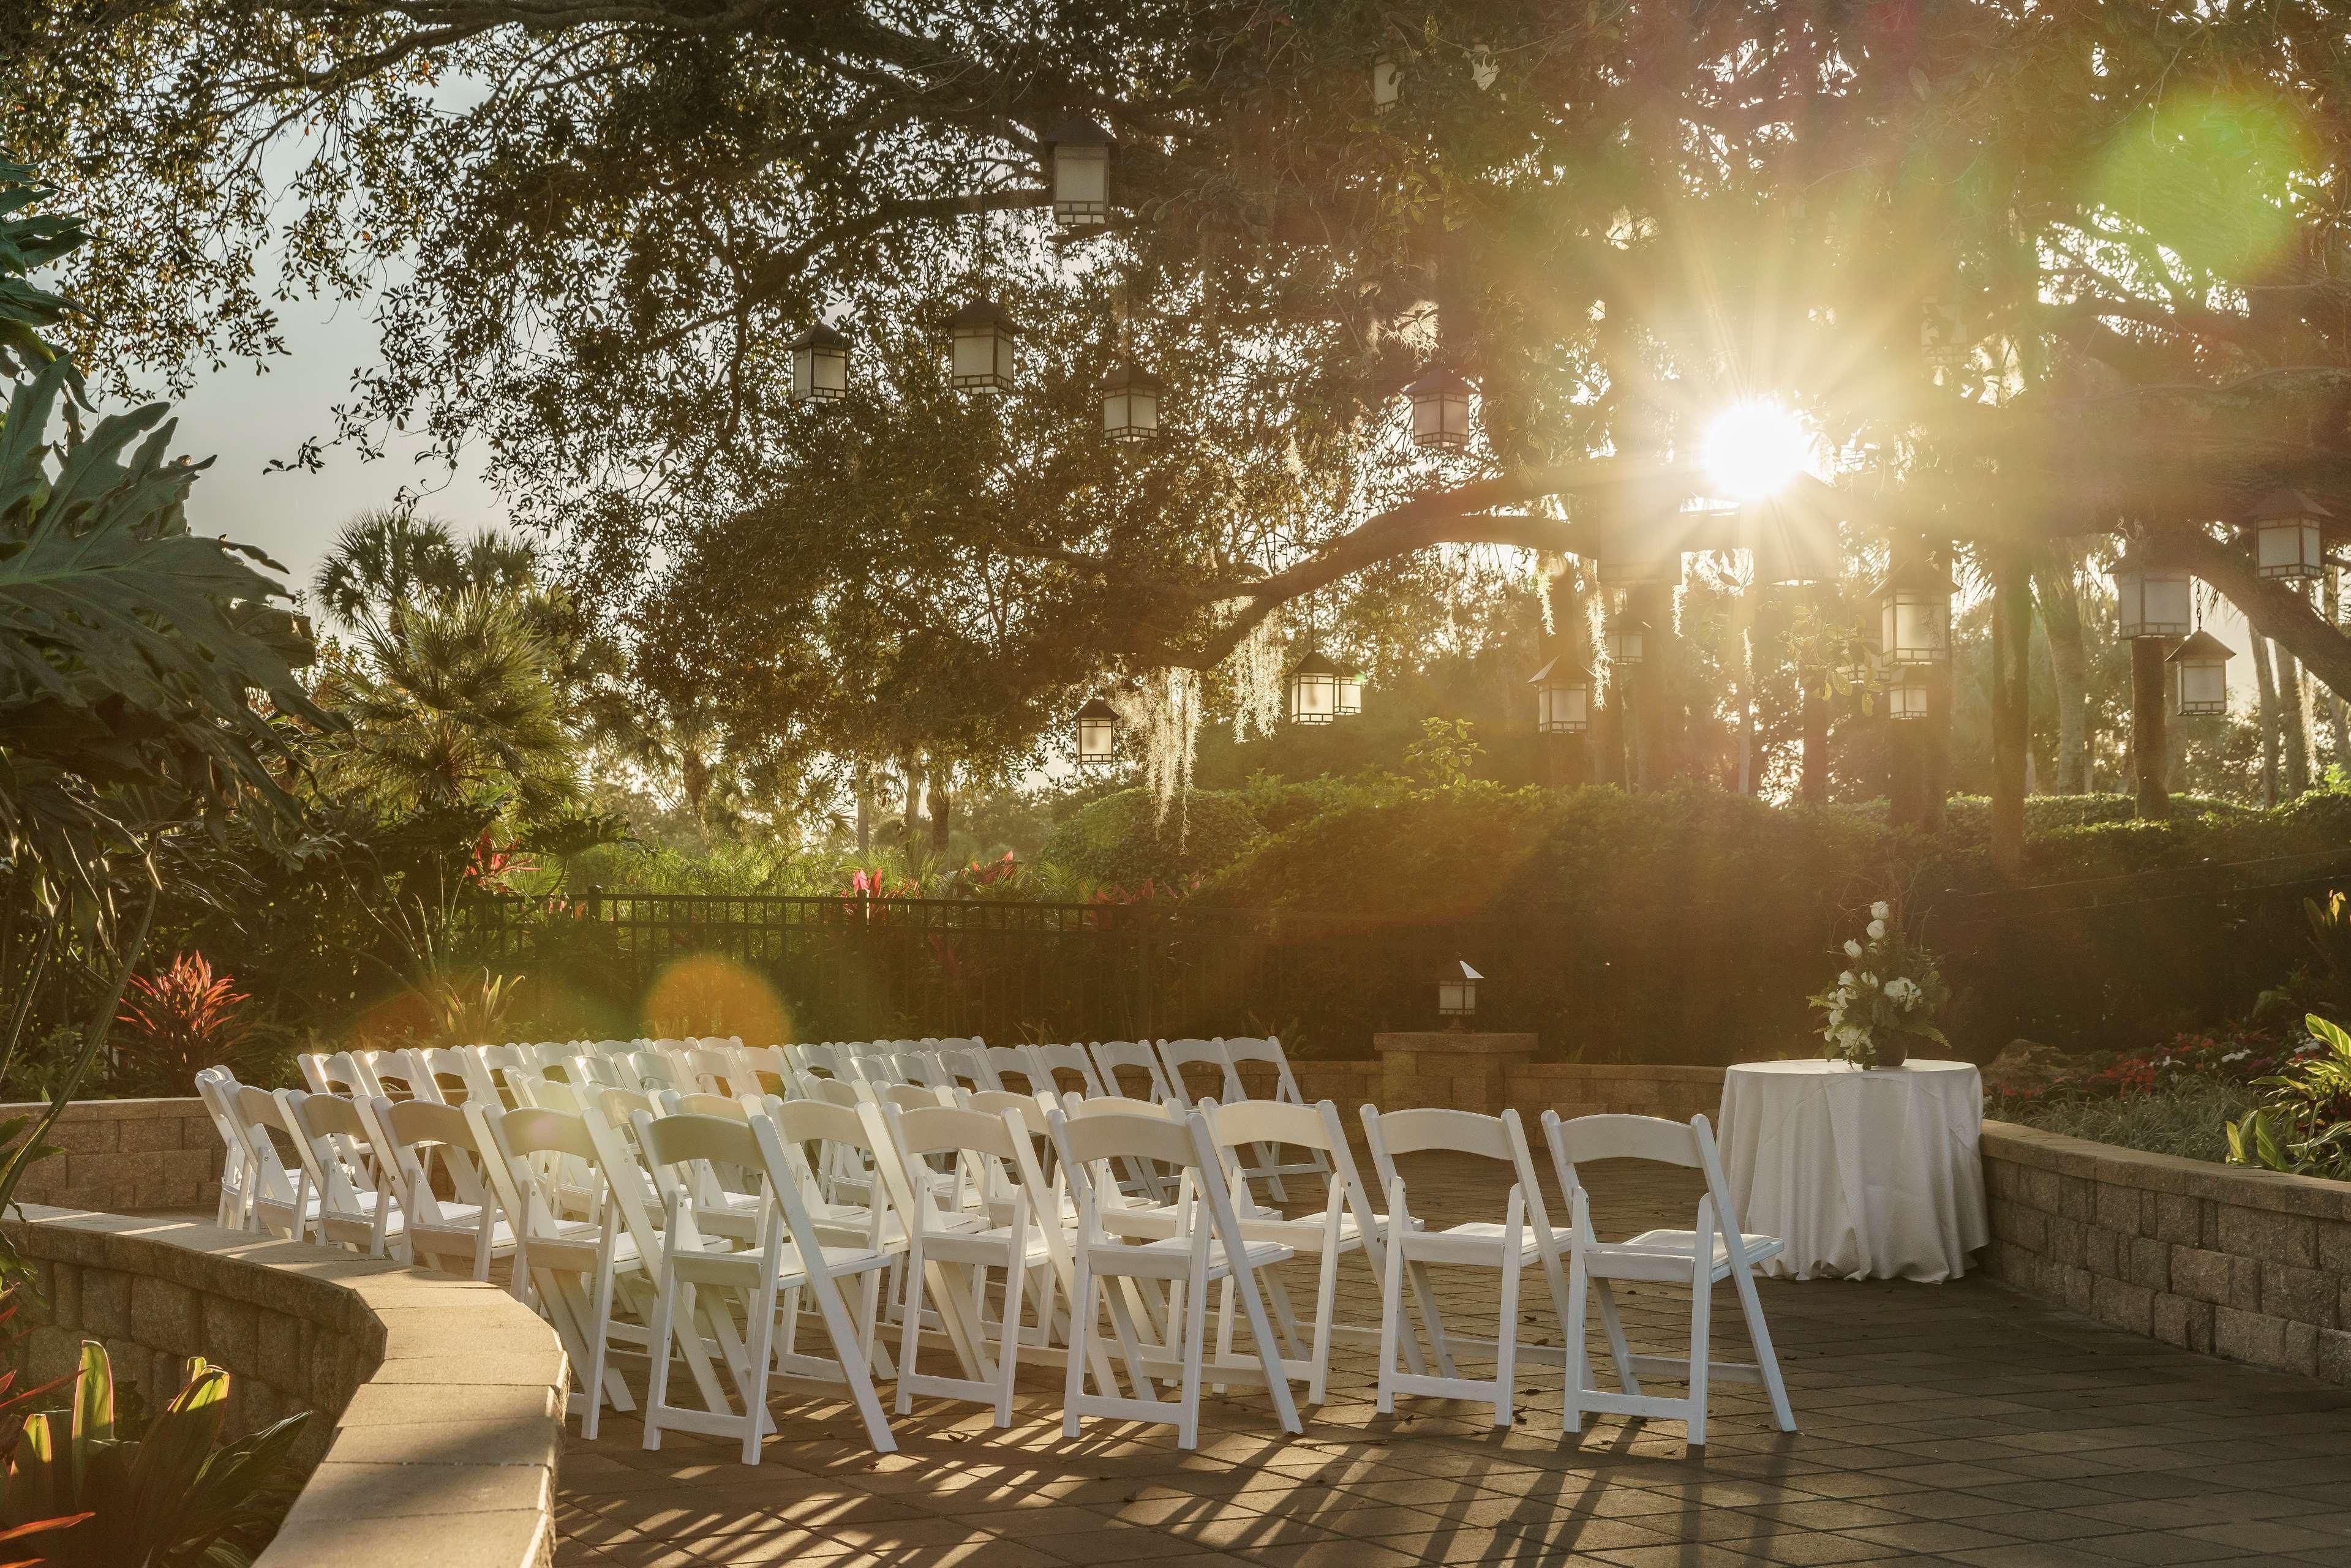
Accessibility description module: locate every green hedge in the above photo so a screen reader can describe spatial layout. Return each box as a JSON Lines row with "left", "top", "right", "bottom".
{"left": 1038, "top": 787, "right": 1263, "bottom": 891}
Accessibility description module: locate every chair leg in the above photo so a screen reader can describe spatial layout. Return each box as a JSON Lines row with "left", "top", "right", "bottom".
{"left": 1211, "top": 1276, "right": 1235, "bottom": 1395}
{"left": 896, "top": 1230, "right": 927, "bottom": 1416}
{"left": 1726, "top": 1255, "right": 1796, "bottom": 1432}
{"left": 1376, "top": 1188, "right": 1407, "bottom": 1416}
{"left": 1062, "top": 1255, "right": 1095, "bottom": 1438}
{"left": 740, "top": 1278, "right": 778, "bottom": 1466}
{"left": 996, "top": 1248, "right": 1027, "bottom": 1428}
{"left": 642, "top": 1270, "right": 679, "bottom": 1452}
{"left": 1563, "top": 1244, "right": 1590, "bottom": 1434}
{"left": 1177, "top": 1250, "right": 1209, "bottom": 1449}
{"left": 1686, "top": 1260, "right": 1713, "bottom": 1449}
{"left": 1593, "top": 1280, "right": 1643, "bottom": 1395}
{"left": 1493, "top": 1189, "right": 1524, "bottom": 1429}
{"left": 1309, "top": 1239, "right": 1341, "bottom": 1406}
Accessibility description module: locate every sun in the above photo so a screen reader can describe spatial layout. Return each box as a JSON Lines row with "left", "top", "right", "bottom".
{"left": 1704, "top": 402, "right": 1813, "bottom": 500}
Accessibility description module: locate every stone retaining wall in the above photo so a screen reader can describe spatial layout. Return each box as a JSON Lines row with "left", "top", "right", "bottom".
{"left": 6, "top": 1206, "right": 565, "bottom": 1568}
{"left": 1242, "top": 1059, "right": 1728, "bottom": 1123}
{"left": 0, "top": 1098, "right": 222, "bottom": 1213}
{"left": 1980, "top": 1120, "right": 2351, "bottom": 1387}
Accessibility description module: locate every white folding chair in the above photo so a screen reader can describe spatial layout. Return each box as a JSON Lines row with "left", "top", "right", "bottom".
{"left": 1541, "top": 1111, "right": 1795, "bottom": 1446}
{"left": 192, "top": 1068, "right": 252, "bottom": 1229}
{"left": 1023, "top": 1043, "right": 1107, "bottom": 1098}
{"left": 406, "top": 1046, "right": 476, "bottom": 1105}
{"left": 1089, "top": 1041, "right": 1176, "bottom": 1105}
{"left": 982, "top": 1045, "right": 1041, "bottom": 1096}
{"left": 880, "top": 1103, "right": 1052, "bottom": 1427}
{"left": 786, "top": 1043, "right": 848, "bottom": 1079}
{"left": 1360, "top": 1105, "right": 1573, "bottom": 1428}
{"left": 279, "top": 1090, "right": 402, "bottom": 1256}
{"left": 227, "top": 1085, "right": 316, "bottom": 1240}
{"left": 936, "top": 1046, "right": 997, "bottom": 1094}
{"left": 1220, "top": 1037, "right": 1333, "bottom": 1193}
{"left": 1049, "top": 1106, "right": 1301, "bottom": 1449}
{"left": 635, "top": 1110, "right": 897, "bottom": 1461}
{"left": 470, "top": 1101, "right": 641, "bottom": 1435}
{"left": 1154, "top": 1038, "right": 1231, "bottom": 1106}
{"left": 369, "top": 1097, "right": 516, "bottom": 1280}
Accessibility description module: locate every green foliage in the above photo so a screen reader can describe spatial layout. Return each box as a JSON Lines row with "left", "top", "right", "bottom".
{"left": 2016, "top": 1079, "right": 2262, "bottom": 1165}
{"left": 1810, "top": 900, "right": 1951, "bottom": 1068}
{"left": 2227, "top": 1015, "right": 2351, "bottom": 1182}
{"left": 2, "top": 1340, "right": 309, "bottom": 1567}
{"left": 1039, "top": 789, "right": 1263, "bottom": 893}
{"left": 1402, "top": 718, "right": 1483, "bottom": 790}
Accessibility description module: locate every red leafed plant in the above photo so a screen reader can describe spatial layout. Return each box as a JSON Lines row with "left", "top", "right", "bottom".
{"left": 114, "top": 954, "right": 256, "bottom": 1098}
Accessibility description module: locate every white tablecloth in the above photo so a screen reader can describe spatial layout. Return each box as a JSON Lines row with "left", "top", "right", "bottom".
{"left": 1716, "top": 1059, "right": 1988, "bottom": 1282}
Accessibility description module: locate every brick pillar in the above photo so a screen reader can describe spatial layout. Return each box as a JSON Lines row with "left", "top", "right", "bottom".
{"left": 1372, "top": 1032, "right": 1538, "bottom": 1113}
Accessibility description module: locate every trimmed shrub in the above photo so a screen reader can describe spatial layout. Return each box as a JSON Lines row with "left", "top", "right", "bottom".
{"left": 1039, "top": 788, "right": 1263, "bottom": 891}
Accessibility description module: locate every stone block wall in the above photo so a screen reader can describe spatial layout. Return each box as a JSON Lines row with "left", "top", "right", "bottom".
{"left": 0, "top": 1098, "right": 222, "bottom": 1213}
{"left": 5, "top": 1207, "right": 565, "bottom": 1568}
{"left": 1980, "top": 1120, "right": 2351, "bottom": 1387}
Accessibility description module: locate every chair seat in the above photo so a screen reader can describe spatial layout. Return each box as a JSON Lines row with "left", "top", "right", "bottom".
{"left": 1096, "top": 1235, "right": 1295, "bottom": 1280}
{"left": 1234, "top": 1210, "right": 1365, "bottom": 1250}
{"left": 1596, "top": 1229, "right": 1786, "bottom": 1281}
{"left": 1418, "top": 1219, "right": 1547, "bottom": 1264}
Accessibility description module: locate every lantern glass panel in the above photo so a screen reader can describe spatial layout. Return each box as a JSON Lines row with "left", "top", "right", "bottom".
{"left": 1372, "top": 56, "right": 1401, "bottom": 112}
{"left": 1412, "top": 388, "right": 1469, "bottom": 449}
{"left": 2258, "top": 520, "right": 2324, "bottom": 581}
{"left": 1608, "top": 626, "right": 1645, "bottom": 666}
{"left": 1883, "top": 589, "right": 1950, "bottom": 664}
{"left": 1077, "top": 716, "right": 1118, "bottom": 763}
{"left": 1537, "top": 678, "right": 1590, "bottom": 734}
{"left": 1290, "top": 669, "right": 1339, "bottom": 724}
{"left": 1053, "top": 144, "right": 1110, "bottom": 226}
{"left": 1890, "top": 677, "right": 1931, "bottom": 721}
{"left": 952, "top": 324, "right": 1015, "bottom": 389}
{"left": 1336, "top": 673, "right": 1364, "bottom": 717}
{"left": 2176, "top": 660, "right": 2227, "bottom": 716}
{"left": 1438, "top": 978, "right": 1476, "bottom": 1016}
{"left": 1104, "top": 383, "right": 1158, "bottom": 440}
{"left": 792, "top": 341, "right": 847, "bottom": 403}
{"left": 2116, "top": 566, "right": 2192, "bottom": 639}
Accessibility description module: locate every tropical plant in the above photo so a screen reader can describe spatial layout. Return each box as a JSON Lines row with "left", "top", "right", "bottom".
{"left": 1, "top": 1340, "right": 309, "bottom": 1567}
{"left": 1403, "top": 718, "right": 1483, "bottom": 791}
{"left": 2227, "top": 1014, "right": 2351, "bottom": 1182}
{"left": 419, "top": 968, "right": 517, "bottom": 1049}
{"left": 0, "top": 160, "right": 326, "bottom": 1264}
{"left": 1810, "top": 900, "right": 1952, "bottom": 1070}
{"left": 112, "top": 955, "right": 256, "bottom": 1098}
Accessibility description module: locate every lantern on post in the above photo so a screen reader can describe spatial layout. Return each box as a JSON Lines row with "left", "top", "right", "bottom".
{"left": 1100, "top": 359, "right": 1162, "bottom": 443}
{"left": 1043, "top": 116, "right": 1113, "bottom": 229}
{"left": 2111, "top": 542, "right": 2192, "bottom": 640}
{"left": 2246, "top": 489, "right": 2330, "bottom": 582}
{"left": 1874, "top": 559, "right": 1952, "bottom": 665}
{"left": 1402, "top": 366, "right": 1473, "bottom": 451}
{"left": 1371, "top": 53, "right": 1402, "bottom": 114}
{"left": 1887, "top": 662, "right": 1931, "bottom": 722}
{"left": 947, "top": 298, "right": 1021, "bottom": 390}
{"left": 1288, "top": 651, "right": 1342, "bottom": 724}
{"left": 1437, "top": 961, "right": 1481, "bottom": 1025}
{"left": 1074, "top": 697, "right": 1119, "bottom": 765}
{"left": 1529, "top": 658, "right": 1592, "bottom": 734}
{"left": 1604, "top": 618, "right": 1647, "bottom": 667}
{"left": 2168, "top": 631, "right": 2232, "bottom": 716}
{"left": 788, "top": 321, "right": 849, "bottom": 405}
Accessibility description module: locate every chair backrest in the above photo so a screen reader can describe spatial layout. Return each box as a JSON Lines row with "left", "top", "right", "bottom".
{"left": 1061, "top": 1092, "right": 1171, "bottom": 1121}
{"left": 192, "top": 1068, "right": 249, "bottom": 1185}
{"left": 296, "top": 1052, "right": 345, "bottom": 1095}
{"left": 789, "top": 1043, "right": 846, "bottom": 1079}
{"left": 637, "top": 1111, "right": 762, "bottom": 1194}
{"left": 936, "top": 1046, "right": 997, "bottom": 1093}
{"left": 369, "top": 1051, "right": 434, "bottom": 1103}
{"left": 664, "top": 1089, "right": 751, "bottom": 1122}
{"left": 879, "top": 1082, "right": 949, "bottom": 1115}
{"left": 1156, "top": 1038, "right": 1235, "bottom": 1103}
{"left": 624, "top": 1051, "right": 687, "bottom": 1093}
{"left": 1023, "top": 1043, "right": 1105, "bottom": 1097}
{"left": 1541, "top": 1111, "right": 1746, "bottom": 1247}
{"left": 681, "top": 1046, "right": 745, "bottom": 1097}
{"left": 797, "top": 1073, "right": 862, "bottom": 1109}
{"left": 882, "top": 1051, "right": 944, "bottom": 1089}
{"left": 1088, "top": 1040, "right": 1174, "bottom": 1103}
{"left": 1216, "top": 1036, "right": 1306, "bottom": 1105}
{"left": 1360, "top": 1105, "right": 1559, "bottom": 1251}
{"left": 981, "top": 1045, "right": 1039, "bottom": 1094}
{"left": 408, "top": 1046, "right": 475, "bottom": 1104}
{"left": 372, "top": 1096, "right": 503, "bottom": 1265}
{"left": 962, "top": 1088, "right": 1051, "bottom": 1138}
{"left": 279, "top": 1089, "right": 391, "bottom": 1245}
{"left": 508, "top": 1071, "right": 584, "bottom": 1115}
{"left": 883, "top": 1103, "right": 1031, "bottom": 1231}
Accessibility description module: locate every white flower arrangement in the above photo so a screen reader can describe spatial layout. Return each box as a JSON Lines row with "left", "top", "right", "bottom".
{"left": 1808, "top": 900, "right": 1950, "bottom": 1069}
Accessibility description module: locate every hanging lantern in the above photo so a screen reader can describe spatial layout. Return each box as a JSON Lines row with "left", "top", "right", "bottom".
{"left": 1402, "top": 366, "right": 1473, "bottom": 451}
{"left": 1605, "top": 618, "right": 1647, "bottom": 667}
{"left": 1074, "top": 697, "right": 1119, "bottom": 764}
{"left": 1336, "top": 663, "right": 1366, "bottom": 718}
{"left": 2246, "top": 489, "right": 2330, "bottom": 582}
{"left": 1100, "top": 359, "right": 1162, "bottom": 443}
{"left": 788, "top": 321, "right": 850, "bottom": 405}
{"left": 1288, "top": 651, "right": 1342, "bottom": 724}
{"left": 1371, "top": 53, "right": 1401, "bottom": 114}
{"left": 948, "top": 298, "right": 1021, "bottom": 390}
{"left": 1873, "top": 559, "right": 1952, "bottom": 665}
{"left": 2168, "top": 631, "right": 2232, "bottom": 716}
{"left": 1529, "top": 658, "right": 1592, "bottom": 734}
{"left": 1889, "top": 666, "right": 1932, "bottom": 722}
{"left": 1438, "top": 961, "right": 1481, "bottom": 1024}
{"left": 2112, "top": 543, "right": 2192, "bottom": 640}
{"left": 1044, "top": 117, "right": 1113, "bottom": 229}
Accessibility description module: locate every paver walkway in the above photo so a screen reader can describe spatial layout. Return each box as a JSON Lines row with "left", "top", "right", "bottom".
{"left": 555, "top": 1152, "right": 2351, "bottom": 1567}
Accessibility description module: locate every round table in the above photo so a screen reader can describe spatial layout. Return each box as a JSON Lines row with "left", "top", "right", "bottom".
{"left": 1715, "top": 1059, "right": 1988, "bottom": 1282}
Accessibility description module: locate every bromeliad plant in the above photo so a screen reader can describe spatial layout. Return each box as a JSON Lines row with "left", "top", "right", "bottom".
{"left": 1, "top": 1341, "right": 310, "bottom": 1568}
{"left": 2226, "top": 1013, "right": 2351, "bottom": 1182}
{"left": 112, "top": 955, "right": 257, "bottom": 1098}
{"left": 1809, "top": 899, "right": 1951, "bottom": 1070}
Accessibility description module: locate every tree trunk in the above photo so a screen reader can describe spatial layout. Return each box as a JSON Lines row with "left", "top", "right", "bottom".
{"left": 901, "top": 754, "right": 925, "bottom": 836}
{"left": 2129, "top": 637, "right": 2171, "bottom": 820}
{"left": 2034, "top": 560, "right": 2090, "bottom": 793}
{"left": 1990, "top": 550, "right": 2032, "bottom": 877}
{"left": 2280, "top": 644, "right": 2312, "bottom": 797}
{"left": 2173, "top": 528, "right": 2351, "bottom": 701}
{"left": 1800, "top": 686, "right": 1828, "bottom": 807}
{"left": 854, "top": 761, "right": 873, "bottom": 854}
{"left": 1628, "top": 581, "right": 1679, "bottom": 790}
{"left": 926, "top": 765, "right": 954, "bottom": 853}
{"left": 2254, "top": 636, "right": 2282, "bottom": 808}
{"left": 2330, "top": 572, "right": 2350, "bottom": 774}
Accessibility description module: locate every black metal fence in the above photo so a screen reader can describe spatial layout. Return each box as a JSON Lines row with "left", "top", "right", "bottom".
{"left": 452, "top": 847, "right": 2351, "bottom": 1061}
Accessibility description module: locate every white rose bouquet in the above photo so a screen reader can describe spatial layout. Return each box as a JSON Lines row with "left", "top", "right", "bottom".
{"left": 1808, "top": 900, "right": 1952, "bottom": 1068}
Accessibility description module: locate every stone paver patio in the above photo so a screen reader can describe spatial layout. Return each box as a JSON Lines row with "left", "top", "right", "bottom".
{"left": 554, "top": 1153, "right": 2351, "bottom": 1568}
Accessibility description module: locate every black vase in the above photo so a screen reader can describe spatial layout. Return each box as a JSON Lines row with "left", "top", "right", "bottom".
{"left": 1876, "top": 1033, "right": 1910, "bottom": 1069}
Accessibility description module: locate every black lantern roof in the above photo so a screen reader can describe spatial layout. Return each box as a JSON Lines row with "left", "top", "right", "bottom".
{"left": 789, "top": 321, "right": 851, "bottom": 351}
{"left": 1100, "top": 359, "right": 1162, "bottom": 394}
{"left": 1439, "top": 959, "right": 1483, "bottom": 983}
{"left": 1402, "top": 365, "right": 1473, "bottom": 398}
{"left": 1044, "top": 115, "right": 1115, "bottom": 149}
{"left": 2166, "top": 630, "right": 2233, "bottom": 666}
{"left": 2245, "top": 488, "right": 2334, "bottom": 524}
{"left": 1870, "top": 558, "right": 1953, "bottom": 599}
{"left": 1292, "top": 650, "right": 1342, "bottom": 677}
{"left": 1527, "top": 656, "right": 1591, "bottom": 686}
{"left": 948, "top": 297, "right": 1022, "bottom": 334}
{"left": 1075, "top": 696, "right": 1118, "bottom": 719}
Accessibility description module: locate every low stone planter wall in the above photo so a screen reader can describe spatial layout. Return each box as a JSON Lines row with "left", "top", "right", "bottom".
{"left": 6, "top": 1206, "right": 565, "bottom": 1568}
{"left": 1241, "top": 1059, "right": 1728, "bottom": 1123}
{"left": 1981, "top": 1120, "right": 2351, "bottom": 1386}
{"left": 0, "top": 1098, "right": 221, "bottom": 1213}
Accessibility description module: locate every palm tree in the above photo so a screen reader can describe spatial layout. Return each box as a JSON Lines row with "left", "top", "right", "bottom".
{"left": 310, "top": 510, "right": 463, "bottom": 642}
